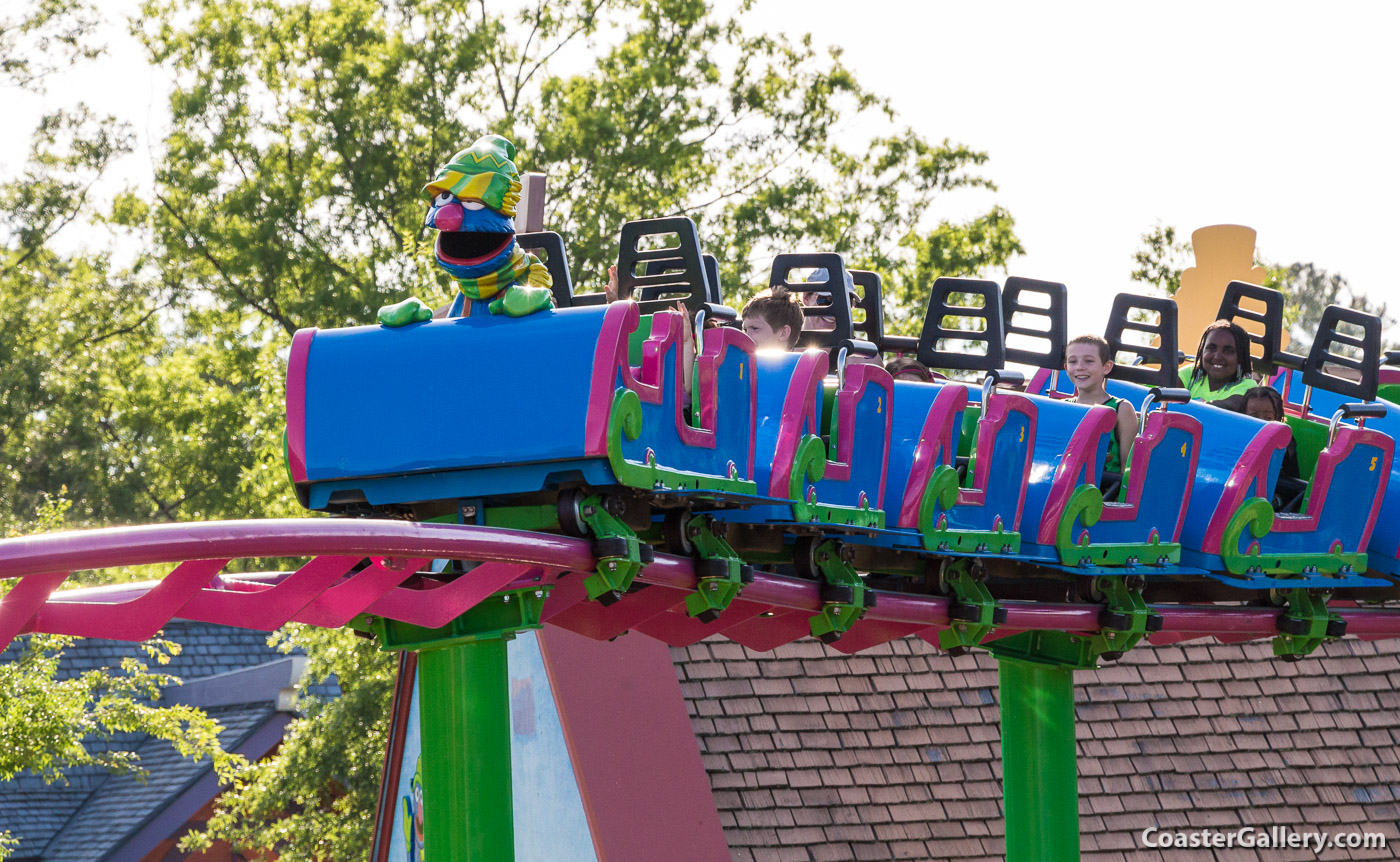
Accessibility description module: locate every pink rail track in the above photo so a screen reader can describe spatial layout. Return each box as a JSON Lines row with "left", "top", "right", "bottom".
{"left": 2, "top": 519, "right": 1400, "bottom": 653}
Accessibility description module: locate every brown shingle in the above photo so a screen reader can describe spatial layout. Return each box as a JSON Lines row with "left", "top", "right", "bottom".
{"left": 674, "top": 634, "right": 1400, "bottom": 861}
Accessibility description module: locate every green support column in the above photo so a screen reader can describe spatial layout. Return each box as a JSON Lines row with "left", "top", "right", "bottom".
{"left": 364, "top": 587, "right": 548, "bottom": 862}
{"left": 995, "top": 647, "right": 1082, "bottom": 862}
{"left": 418, "top": 638, "right": 514, "bottom": 862}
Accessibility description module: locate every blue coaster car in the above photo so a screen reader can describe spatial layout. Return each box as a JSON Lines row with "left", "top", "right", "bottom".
{"left": 886, "top": 379, "right": 1031, "bottom": 555}
{"left": 1026, "top": 357, "right": 1202, "bottom": 573}
{"left": 1269, "top": 370, "right": 1400, "bottom": 578}
{"left": 1175, "top": 396, "right": 1390, "bottom": 582}
{"left": 985, "top": 284, "right": 1200, "bottom": 573}
{"left": 726, "top": 347, "right": 889, "bottom": 531}
{"left": 285, "top": 301, "right": 758, "bottom": 511}
{"left": 1033, "top": 366, "right": 1387, "bottom": 586}
{"left": 1202, "top": 296, "right": 1397, "bottom": 584}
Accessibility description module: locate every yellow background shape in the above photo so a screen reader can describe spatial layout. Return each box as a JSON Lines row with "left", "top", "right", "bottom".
{"left": 1176, "top": 224, "right": 1288, "bottom": 364}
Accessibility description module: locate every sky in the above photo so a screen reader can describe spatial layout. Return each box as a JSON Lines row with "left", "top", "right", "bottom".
{"left": 5, "top": 0, "right": 1398, "bottom": 336}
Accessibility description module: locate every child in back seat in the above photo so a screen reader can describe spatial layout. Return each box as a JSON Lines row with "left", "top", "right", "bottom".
{"left": 1065, "top": 334, "right": 1137, "bottom": 501}
{"left": 886, "top": 355, "right": 937, "bottom": 382}
{"left": 1240, "top": 386, "right": 1305, "bottom": 511}
{"left": 740, "top": 287, "right": 804, "bottom": 350}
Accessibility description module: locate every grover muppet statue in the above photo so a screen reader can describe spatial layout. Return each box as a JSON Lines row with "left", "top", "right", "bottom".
{"left": 379, "top": 134, "right": 553, "bottom": 325}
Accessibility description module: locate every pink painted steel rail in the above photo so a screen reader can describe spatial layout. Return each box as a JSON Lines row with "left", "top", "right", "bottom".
{"left": 2, "top": 519, "right": 1399, "bottom": 652}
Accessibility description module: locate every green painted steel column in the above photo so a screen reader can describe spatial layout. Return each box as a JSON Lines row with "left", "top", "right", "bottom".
{"left": 998, "top": 657, "right": 1080, "bottom": 862}
{"left": 417, "top": 638, "right": 514, "bottom": 862}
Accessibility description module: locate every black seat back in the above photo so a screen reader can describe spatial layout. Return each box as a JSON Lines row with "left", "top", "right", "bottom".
{"left": 1001, "top": 276, "right": 1067, "bottom": 370}
{"left": 1103, "top": 293, "right": 1179, "bottom": 387}
{"left": 770, "top": 253, "right": 855, "bottom": 350}
{"left": 1214, "top": 280, "right": 1286, "bottom": 374}
{"left": 1303, "top": 306, "right": 1382, "bottom": 401}
{"left": 516, "top": 231, "right": 578, "bottom": 308}
{"left": 616, "top": 217, "right": 713, "bottom": 315}
{"left": 916, "top": 278, "right": 1005, "bottom": 372}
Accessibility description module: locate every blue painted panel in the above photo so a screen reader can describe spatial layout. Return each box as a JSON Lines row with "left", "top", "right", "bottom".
{"left": 812, "top": 378, "right": 888, "bottom": 508}
{"left": 884, "top": 380, "right": 950, "bottom": 511}
{"left": 752, "top": 352, "right": 807, "bottom": 494}
{"left": 1083, "top": 424, "right": 1195, "bottom": 545}
{"left": 509, "top": 631, "right": 598, "bottom": 862}
{"left": 305, "top": 460, "right": 618, "bottom": 509}
{"left": 377, "top": 635, "right": 599, "bottom": 862}
{"left": 384, "top": 681, "right": 423, "bottom": 862}
{"left": 303, "top": 307, "right": 608, "bottom": 481}
{"left": 956, "top": 406, "right": 1032, "bottom": 532}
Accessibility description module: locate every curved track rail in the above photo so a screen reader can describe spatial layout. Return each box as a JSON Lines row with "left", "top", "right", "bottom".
{"left": 3, "top": 519, "right": 1400, "bottom": 653}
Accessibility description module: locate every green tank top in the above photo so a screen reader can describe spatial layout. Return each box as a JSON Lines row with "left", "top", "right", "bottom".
{"left": 1178, "top": 366, "right": 1255, "bottom": 403}
{"left": 1103, "top": 396, "right": 1123, "bottom": 476}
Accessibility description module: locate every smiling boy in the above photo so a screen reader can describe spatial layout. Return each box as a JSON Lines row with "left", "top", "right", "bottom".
{"left": 1065, "top": 334, "right": 1137, "bottom": 495}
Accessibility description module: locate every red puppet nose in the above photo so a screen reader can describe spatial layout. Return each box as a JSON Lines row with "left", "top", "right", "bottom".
{"left": 431, "top": 202, "right": 464, "bottom": 232}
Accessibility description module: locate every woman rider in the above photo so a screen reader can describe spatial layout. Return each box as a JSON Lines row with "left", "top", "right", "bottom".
{"left": 1180, "top": 319, "right": 1257, "bottom": 411}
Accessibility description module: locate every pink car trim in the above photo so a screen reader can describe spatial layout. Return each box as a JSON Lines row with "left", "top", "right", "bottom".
{"left": 896, "top": 385, "right": 968, "bottom": 528}
{"left": 1035, "top": 405, "right": 1117, "bottom": 545}
{"left": 1201, "top": 423, "right": 1291, "bottom": 552}
{"left": 767, "top": 350, "right": 830, "bottom": 498}
{"left": 584, "top": 304, "right": 757, "bottom": 476}
{"left": 285, "top": 328, "right": 315, "bottom": 483}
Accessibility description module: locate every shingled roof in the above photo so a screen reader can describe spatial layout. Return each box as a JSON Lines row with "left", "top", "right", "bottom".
{"left": 672, "top": 635, "right": 1400, "bottom": 862}
{"left": 0, "top": 621, "right": 311, "bottom": 861}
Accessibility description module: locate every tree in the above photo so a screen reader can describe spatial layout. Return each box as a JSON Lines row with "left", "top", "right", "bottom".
{"left": 0, "top": 5, "right": 253, "bottom": 856}
{"left": 134, "top": 0, "right": 1020, "bottom": 334}
{"left": 1129, "top": 223, "right": 1191, "bottom": 297}
{"left": 178, "top": 625, "right": 397, "bottom": 859}
{"left": 1266, "top": 262, "right": 1397, "bottom": 353}
{"left": 0, "top": 497, "right": 245, "bottom": 860}
{"left": 2, "top": 0, "right": 1027, "bottom": 855}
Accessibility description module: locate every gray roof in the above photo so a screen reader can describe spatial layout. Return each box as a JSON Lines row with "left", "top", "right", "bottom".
{"left": 0, "top": 621, "right": 317, "bottom": 860}
{"left": 40, "top": 704, "right": 276, "bottom": 862}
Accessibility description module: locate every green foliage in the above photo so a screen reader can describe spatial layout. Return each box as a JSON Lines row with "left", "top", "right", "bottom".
{"left": 0, "top": 0, "right": 102, "bottom": 90}
{"left": 179, "top": 626, "right": 397, "bottom": 859}
{"left": 1129, "top": 223, "right": 1191, "bottom": 296}
{"left": 0, "top": 635, "right": 243, "bottom": 784}
{"left": 1264, "top": 262, "right": 1398, "bottom": 354}
{"left": 2, "top": 0, "right": 1028, "bottom": 856}
{"left": 134, "top": 0, "right": 1019, "bottom": 334}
